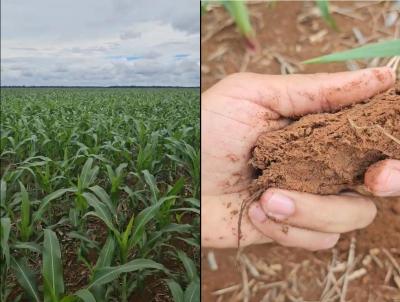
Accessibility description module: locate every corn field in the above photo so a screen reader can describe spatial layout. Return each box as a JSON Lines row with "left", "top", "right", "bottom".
{"left": 0, "top": 88, "right": 200, "bottom": 302}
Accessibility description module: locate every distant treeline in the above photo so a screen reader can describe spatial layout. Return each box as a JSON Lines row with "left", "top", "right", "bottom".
{"left": 1, "top": 86, "right": 200, "bottom": 89}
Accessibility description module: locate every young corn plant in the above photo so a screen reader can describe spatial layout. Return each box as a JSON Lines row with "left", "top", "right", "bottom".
{"left": 166, "top": 138, "right": 200, "bottom": 198}
{"left": 17, "top": 182, "right": 33, "bottom": 242}
{"left": 165, "top": 250, "right": 200, "bottom": 302}
{"left": 10, "top": 229, "right": 166, "bottom": 302}
{"left": 106, "top": 162, "right": 127, "bottom": 204}
{"left": 6, "top": 179, "right": 71, "bottom": 241}
{"left": 173, "top": 197, "right": 200, "bottom": 249}
{"left": 11, "top": 229, "right": 95, "bottom": 302}
{"left": 82, "top": 186, "right": 175, "bottom": 302}
{"left": 1, "top": 217, "right": 12, "bottom": 301}
{"left": 69, "top": 157, "right": 99, "bottom": 227}
{"left": 134, "top": 131, "right": 162, "bottom": 175}
{"left": 221, "top": 1, "right": 257, "bottom": 51}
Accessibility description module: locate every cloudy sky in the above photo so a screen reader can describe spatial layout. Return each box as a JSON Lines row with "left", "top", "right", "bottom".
{"left": 1, "top": 0, "right": 199, "bottom": 86}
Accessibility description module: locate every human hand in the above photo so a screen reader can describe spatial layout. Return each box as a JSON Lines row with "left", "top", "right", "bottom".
{"left": 364, "top": 159, "right": 400, "bottom": 197}
{"left": 202, "top": 67, "right": 396, "bottom": 250}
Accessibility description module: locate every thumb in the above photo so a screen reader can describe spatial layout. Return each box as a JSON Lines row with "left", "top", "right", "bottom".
{"left": 364, "top": 159, "right": 400, "bottom": 197}
{"left": 247, "top": 67, "right": 395, "bottom": 117}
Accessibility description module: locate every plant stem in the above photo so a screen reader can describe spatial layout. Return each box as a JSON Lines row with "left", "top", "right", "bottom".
{"left": 122, "top": 274, "right": 127, "bottom": 302}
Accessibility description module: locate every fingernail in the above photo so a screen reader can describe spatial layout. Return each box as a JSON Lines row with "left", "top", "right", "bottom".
{"left": 367, "top": 165, "right": 400, "bottom": 196}
{"left": 383, "top": 168, "right": 400, "bottom": 195}
{"left": 248, "top": 203, "right": 267, "bottom": 223}
{"left": 323, "top": 234, "right": 340, "bottom": 249}
{"left": 261, "top": 192, "right": 295, "bottom": 220}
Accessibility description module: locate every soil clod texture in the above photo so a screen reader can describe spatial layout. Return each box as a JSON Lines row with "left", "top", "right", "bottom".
{"left": 252, "top": 82, "right": 400, "bottom": 195}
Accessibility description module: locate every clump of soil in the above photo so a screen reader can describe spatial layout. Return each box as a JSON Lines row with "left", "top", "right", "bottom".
{"left": 251, "top": 82, "right": 400, "bottom": 195}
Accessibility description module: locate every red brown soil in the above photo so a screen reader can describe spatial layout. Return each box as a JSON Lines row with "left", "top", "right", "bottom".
{"left": 252, "top": 83, "right": 400, "bottom": 195}
{"left": 202, "top": 1, "right": 400, "bottom": 301}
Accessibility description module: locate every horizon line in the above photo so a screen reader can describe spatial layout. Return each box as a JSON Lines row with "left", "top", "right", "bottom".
{"left": 1, "top": 85, "right": 200, "bottom": 88}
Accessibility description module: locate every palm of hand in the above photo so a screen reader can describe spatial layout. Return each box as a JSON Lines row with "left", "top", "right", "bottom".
{"left": 202, "top": 76, "right": 288, "bottom": 196}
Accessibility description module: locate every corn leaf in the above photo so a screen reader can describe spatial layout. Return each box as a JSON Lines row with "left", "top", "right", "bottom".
{"left": 176, "top": 250, "right": 197, "bottom": 282}
{"left": 184, "top": 198, "right": 200, "bottom": 208}
{"left": 89, "top": 185, "right": 116, "bottom": 217}
{"left": 18, "top": 182, "right": 32, "bottom": 241}
{"left": 167, "top": 177, "right": 185, "bottom": 197}
{"left": 303, "top": 39, "right": 400, "bottom": 64}
{"left": 315, "top": 0, "right": 337, "bottom": 30}
{"left": 60, "top": 289, "right": 96, "bottom": 302}
{"left": 59, "top": 296, "right": 76, "bottom": 302}
{"left": 105, "top": 165, "right": 115, "bottom": 183}
{"left": 11, "top": 257, "right": 41, "bottom": 302}
{"left": 0, "top": 179, "right": 6, "bottom": 208}
{"left": 12, "top": 241, "right": 42, "bottom": 254}
{"left": 142, "top": 170, "right": 159, "bottom": 204}
{"left": 82, "top": 192, "right": 118, "bottom": 235}
{"left": 172, "top": 207, "right": 200, "bottom": 214}
{"left": 130, "top": 196, "right": 176, "bottom": 246}
{"left": 1, "top": 217, "right": 11, "bottom": 266}
{"left": 184, "top": 279, "right": 200, "bottom": 302}
{"left": 74, "top": 289, "right": 96, "bottom": 302}
{"left": 115, "top": 163, "right": 128, "bottom": 178}
{"left": 43, "top": 229, "right": 64, "bottom": 301}
{"left": 91, "top": 236, "right": 116, "bottom": 302}
{"left": 121, "top": 214, "right": 135, "bottom": 248}
{"left": 34, "top": 188, "right": 74, "bottom": 222}
{"left": 79, "top": 158, "right": 99, "bottom": 189}
{"left": 67, "top": 231, "right": 98, "bottom": 249}
{"left": 94, "top": 235, "right": 115, "bottom": 270}
{"left": 88, "top": 259, "right": 166, "bottom": 289}
{"left": 161, "top": 223, "right": 192, "bottom": 233}
{"left": 177, "top": 237, "right": 200, "bottom": 249}
{"left": 221, "top": 1, "right": 253, "bottom": 36}
{"left": 165, "top": 279, "right": 184, "bottom": 302}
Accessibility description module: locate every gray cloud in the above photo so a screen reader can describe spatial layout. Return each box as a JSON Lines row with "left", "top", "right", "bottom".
{"left": 1, "top": 0, "right": 199, "bottom": 86}
{"left": 142, "top": 51, "right": 162, "bottom": 60}
{"left": 109, "top": 0, "right": 199, "bottom": 34}
{"left": 120, "top": 30, "right": 142, "bottom": 40}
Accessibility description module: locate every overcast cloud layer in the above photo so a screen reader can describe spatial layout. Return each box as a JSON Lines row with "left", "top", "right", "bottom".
{"left": 1, "top": 0, "right": 199, "bottom": 86}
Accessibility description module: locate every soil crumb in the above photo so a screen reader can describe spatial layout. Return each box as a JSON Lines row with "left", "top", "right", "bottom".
{"left": 251, "top": 82, "right": 400, "bottom": 194}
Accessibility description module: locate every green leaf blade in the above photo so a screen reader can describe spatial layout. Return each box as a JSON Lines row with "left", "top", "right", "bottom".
{"left": 11, "top": 257, "right": 41, "bottom": 302}
{"left": 303, "top": 39, "right": 400, "bottom": 64}
{"left": 176, "top": 250, "right": 197, "bottom": 282}
{"left": 89, "top": 259, "right": 166, "bottom": 289}
{"left": 43, "top": 229, "right": 64, "bottom": 301}
{"left": 165, "top": 279, "right": 184, "bottom": 302}
{"left": 315, "top": 0, "right": 337, "bottom": 30}
{"left": 74, "top": 289, "right": 96, "bottom": 302}
{"left": 1, "top": 217, "right": 11, "bottom": 266}
{"left": 183, "top": 279, "right": 200, "bottom": 302}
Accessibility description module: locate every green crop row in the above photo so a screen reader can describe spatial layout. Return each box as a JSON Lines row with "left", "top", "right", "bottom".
{"left": 0, "top": 88, "right": 200, "bottom": 302}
